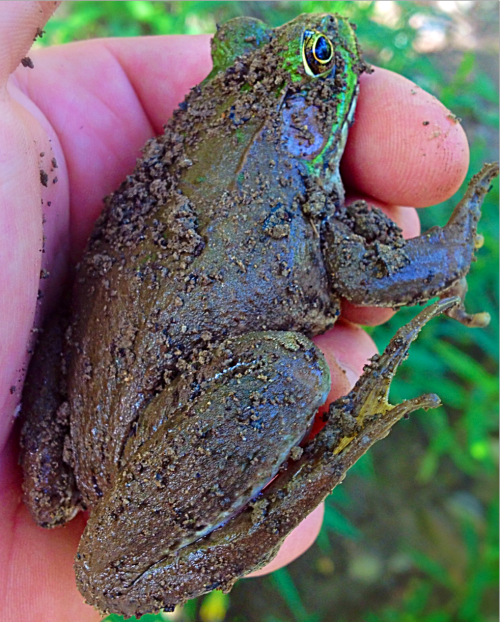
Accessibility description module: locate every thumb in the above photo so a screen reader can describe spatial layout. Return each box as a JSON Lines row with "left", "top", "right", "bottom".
{"left": 0, "top": 1, "right": 60, "bottom": 83}
{"left": 0, "top": 1, "right": 60, "bottom": 445}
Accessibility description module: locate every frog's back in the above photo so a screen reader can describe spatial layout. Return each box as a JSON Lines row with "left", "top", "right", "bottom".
{"left": 68, "top": 67, "right": 338, "bottom": 502}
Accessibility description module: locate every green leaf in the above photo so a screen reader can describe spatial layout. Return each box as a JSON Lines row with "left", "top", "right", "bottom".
{"left": 322, "top": 504, "right": 361, "bottom": 539}
{"left": 270, "top": 568, "right": 308, "bottom": 622}
{"left": 199, "top": 591, "right": 230, "bottom": 622}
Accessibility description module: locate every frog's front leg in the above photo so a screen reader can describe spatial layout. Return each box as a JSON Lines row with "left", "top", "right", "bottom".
{"left": 322, "top": 163, "right": 498, "bottom": 327}
{"left": 19, "top": 305, "right": 83, "bottom": 528}
{"left": 74, "top": 331, "right": 331, "bottom": 617}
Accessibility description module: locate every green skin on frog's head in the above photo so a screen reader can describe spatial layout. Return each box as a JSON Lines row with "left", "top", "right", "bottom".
{"left": 206, "top": 13, "right": 364, "bottom": 193}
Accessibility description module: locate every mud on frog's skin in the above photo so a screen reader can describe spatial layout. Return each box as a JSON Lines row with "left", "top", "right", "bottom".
{"left": 19, "top": 12, "right": 498, "bottom": 617}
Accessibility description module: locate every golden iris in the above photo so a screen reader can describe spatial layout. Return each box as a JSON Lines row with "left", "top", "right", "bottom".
{"left": 301, "top": 30, "right": 335, "bottom": 78}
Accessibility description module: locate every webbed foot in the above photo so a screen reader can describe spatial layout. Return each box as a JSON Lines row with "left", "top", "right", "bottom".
{"left": 323, "top": 163, "right": 499, "bottom": 326}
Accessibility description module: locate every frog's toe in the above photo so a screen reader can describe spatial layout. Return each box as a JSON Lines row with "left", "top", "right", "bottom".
{"left": 323, "top": 163, "right": 498, "bottom": 325}
{"left": 440, "top": 277, "right": 490, "bottom": 328}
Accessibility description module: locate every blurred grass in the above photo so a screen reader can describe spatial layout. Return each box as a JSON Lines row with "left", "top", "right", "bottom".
{"left": 36, "top": 2, "right": 498, "bottom": 622}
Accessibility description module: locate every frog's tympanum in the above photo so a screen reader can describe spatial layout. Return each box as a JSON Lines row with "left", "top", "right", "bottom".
{"left": 20, "top": 14, "right": 498, "bottom": 617}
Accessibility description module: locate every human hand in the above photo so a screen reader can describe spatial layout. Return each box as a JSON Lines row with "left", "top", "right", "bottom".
{"left": 0, "top": 2, "right": 470, "bottom": 620}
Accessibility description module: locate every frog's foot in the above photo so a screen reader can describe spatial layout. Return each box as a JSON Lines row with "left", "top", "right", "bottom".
{"left": 74, "top": 299, "right": 453, "bottom": 616}
{"left": 323, "top": 162, "right": 499, "bottom": 327}
{"left": 439, "top": 277, "right": 490, "bottom": 327}
{"left": 20, "top": 306, "right": 83, "bottom": 528}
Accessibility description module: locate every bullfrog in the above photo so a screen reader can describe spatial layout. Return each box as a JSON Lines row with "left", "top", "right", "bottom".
{"left": 19, "top": 13, "right": 498, "bottom": 618}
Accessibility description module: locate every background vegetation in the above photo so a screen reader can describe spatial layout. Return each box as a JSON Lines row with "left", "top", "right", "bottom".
{"left": 37, "top": 2, "right": 499, "bottom": 622}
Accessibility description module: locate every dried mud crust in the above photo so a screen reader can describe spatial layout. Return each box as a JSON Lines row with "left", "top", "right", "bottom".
{"left": 329, "top": 201, "right": 410, "bottom": 278}
{"left": 75, "top": 333, "right": 330, "bottom": 598}
{"left": 74, "top": 16, "right": 366, "bottom": 359}
{"left": 19, "top": 304, "right": 83, "bottom": 528}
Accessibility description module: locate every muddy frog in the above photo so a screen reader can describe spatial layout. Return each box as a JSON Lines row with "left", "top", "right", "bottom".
{"left": 20, "top": 13, "right": 498, "bottom": 617}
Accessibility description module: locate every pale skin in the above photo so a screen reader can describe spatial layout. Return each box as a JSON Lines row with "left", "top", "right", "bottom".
{"left": 0, "top": 3, "right": 471, "bottom": 620}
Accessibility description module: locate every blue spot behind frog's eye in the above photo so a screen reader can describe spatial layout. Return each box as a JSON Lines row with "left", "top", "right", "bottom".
{"left": 314, "top": 36, "right": 332, "bottom": 62}
{"left": 302, "top": 30, "right": 335, "bottom": 78}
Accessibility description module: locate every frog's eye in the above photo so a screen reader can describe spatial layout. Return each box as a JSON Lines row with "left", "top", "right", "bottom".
{"left": 301, "top": 30, "right": 335, "bottom": 78}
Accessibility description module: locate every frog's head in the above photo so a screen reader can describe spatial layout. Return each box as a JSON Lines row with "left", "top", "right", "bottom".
{"left": 208, "top": 13, "right": 365, "bottom": 191}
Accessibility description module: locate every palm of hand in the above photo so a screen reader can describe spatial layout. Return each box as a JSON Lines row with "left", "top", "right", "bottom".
{"left": 0, "top": 4, "right": 469, "bottom": 621}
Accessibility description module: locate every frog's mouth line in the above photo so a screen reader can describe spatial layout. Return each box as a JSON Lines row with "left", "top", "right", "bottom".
{"left": 319, "top": 85, "right": 358, "bottom": 170}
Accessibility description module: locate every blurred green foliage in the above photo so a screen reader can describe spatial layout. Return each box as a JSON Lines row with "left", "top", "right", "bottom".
{"left": 37, "top": 2, "right": 498, "bottom": 622}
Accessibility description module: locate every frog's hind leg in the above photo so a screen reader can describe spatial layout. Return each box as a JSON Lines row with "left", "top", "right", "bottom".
{"left": 74, "top": 299, "right": 453, "bottom": 615}
{"left": 74, "top": 330, "right": 331, "bottom": 617}
{"left": 323, "top": 163, "right": 498, "bottom": 327}
{"left": 19, "top": 305, "right": 83, "bottom": 528}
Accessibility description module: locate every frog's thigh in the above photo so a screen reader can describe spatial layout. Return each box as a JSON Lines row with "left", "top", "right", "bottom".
{"left": 74, "top": 330, "right": 331, "bottom": 617}
{"left": 324, "top": 163, "right": 498, "bottom": 326}
{"left": 75, "top": 301, "right": 452, "bottom": 617}
{"left": 19, "top": 306, "right": 82, "bottom": 528}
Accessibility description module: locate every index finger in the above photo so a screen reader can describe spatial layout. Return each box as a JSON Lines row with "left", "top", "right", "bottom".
{"left": 342, "top": 66, "right": 470, "bottom": 207}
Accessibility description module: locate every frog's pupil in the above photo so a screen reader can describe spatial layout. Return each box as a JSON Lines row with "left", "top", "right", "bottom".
{"left": 315, "top": 36, "right": 331, "bottom": 62}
